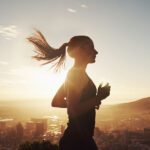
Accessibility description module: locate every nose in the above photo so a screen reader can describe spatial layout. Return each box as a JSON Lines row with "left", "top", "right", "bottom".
{"left": 94, "top": 49, "right": 98, "bottom": 55}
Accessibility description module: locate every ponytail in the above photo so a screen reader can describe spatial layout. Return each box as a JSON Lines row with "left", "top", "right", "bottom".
{"left": 27, "top": 29, "right": 68, "bottom": 72}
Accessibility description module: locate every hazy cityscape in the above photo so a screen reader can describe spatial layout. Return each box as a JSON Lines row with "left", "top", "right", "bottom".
{"left": 0, "top": 97, "right": 150, "bottom": 150}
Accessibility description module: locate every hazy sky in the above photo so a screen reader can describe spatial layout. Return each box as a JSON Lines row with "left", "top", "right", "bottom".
{"left": 0, "top": 0, "right": 150, "bottom": 104}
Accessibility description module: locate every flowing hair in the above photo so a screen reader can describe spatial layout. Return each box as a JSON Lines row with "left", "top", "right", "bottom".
{"left": 27, "top": 29, "right": 68, "bottom": 72}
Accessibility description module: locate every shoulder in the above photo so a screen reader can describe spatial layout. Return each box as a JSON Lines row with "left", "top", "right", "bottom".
{"left": 67, "top": 68, "right": 85, "bottom": 81}
{"left": 65, "top": 68, "right": 89, "bottom": 92}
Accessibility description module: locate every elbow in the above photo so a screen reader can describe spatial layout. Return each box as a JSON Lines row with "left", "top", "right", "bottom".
{"left": 51, "top": 103, "right": 55, "bottom": 107}
{"left": 51, "top": 98, "right": 57, "bottom": 107}
{"left": 51, "top": 103, "right": 58, "bottom": 107}
{"left": 51, "top": 102, "right": 55, "bottom": 107}
{"left": 51, "top": 103, "right": 57, "bottom": 107}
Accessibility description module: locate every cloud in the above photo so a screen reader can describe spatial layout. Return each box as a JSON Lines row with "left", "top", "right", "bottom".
{"left": 67, "top": 8, "right": 77, "bottom": 13}
{"left": 0, "top": 25, "right": 19, "bottom": 39}
{"left": 0, "top": 61, "right": 8, "bottom": 65}
{"left": 80, "top": 4, "right": 88, "bottom": 8}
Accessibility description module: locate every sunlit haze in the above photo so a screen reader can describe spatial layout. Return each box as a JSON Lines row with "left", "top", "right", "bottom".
{"left": 0, "top": 0, "right": 150, "bottom": 104}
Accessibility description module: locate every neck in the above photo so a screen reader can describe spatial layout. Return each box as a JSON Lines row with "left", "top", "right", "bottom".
{"left": 73, "top": 60, "right": 88, "bottom": 71}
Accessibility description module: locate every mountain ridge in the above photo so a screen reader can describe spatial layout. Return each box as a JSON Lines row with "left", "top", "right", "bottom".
{"left": 0, "top": 97, "right": 150, "bottom": 121}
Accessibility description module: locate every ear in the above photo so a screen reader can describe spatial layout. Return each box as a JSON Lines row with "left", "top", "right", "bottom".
{"left": 68, "top": 47, "right": 75, "bottom": 57}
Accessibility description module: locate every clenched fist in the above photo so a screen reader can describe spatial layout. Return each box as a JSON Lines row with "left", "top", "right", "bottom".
{"left": 97, "top": 82, "right": 111, "bottom": 100}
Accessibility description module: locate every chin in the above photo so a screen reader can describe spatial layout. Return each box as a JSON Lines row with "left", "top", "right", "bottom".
{"left": 89, "top": 59, "right": 96, "bottom": 63}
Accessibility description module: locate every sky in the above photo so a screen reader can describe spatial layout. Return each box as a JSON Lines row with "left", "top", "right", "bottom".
{"left": 0, "top": 0, "right": 150, "bottom": 104}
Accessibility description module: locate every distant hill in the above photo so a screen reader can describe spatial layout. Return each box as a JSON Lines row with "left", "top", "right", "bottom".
{"left": 114, "top": 97, "right": 150, "bottom": 111}
{"left": 0, "top": 97, "right": 150, "bottom": 121}
{"left": 97, "top": 97, "right": 150, "bottom": 120}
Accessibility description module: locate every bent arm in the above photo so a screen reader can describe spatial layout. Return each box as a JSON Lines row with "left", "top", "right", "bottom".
{"left": 67, "top": 89, "right": 101, "bottom": 118}
{"left": 51, "top": 84, "right": 67, "bottom": 108}
{"left": 65, "top": 69, "right": 102, "bottom": 117}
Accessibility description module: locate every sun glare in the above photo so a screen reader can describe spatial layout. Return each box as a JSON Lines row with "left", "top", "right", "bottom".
{"left": 5, "top": 66, "right": 68, "bottom": 101}
{"left": 31, "top": 67, "right": 68, "bottom": 98}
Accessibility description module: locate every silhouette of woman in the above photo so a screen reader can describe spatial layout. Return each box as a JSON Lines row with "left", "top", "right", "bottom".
{"left": 27, "top": 30, "right": 110, "bottom": 150}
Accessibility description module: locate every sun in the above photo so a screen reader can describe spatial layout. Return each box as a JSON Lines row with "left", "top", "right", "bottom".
{"left": 13, "top": 66, "right": 69, "bottom": 101}
{"left": 32, "top": 67, "right": 68, "bottom": 97}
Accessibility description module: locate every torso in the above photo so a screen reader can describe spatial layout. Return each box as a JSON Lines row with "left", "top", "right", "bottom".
{"left": 65, "top": 69, "right": 97, "bottom": 139}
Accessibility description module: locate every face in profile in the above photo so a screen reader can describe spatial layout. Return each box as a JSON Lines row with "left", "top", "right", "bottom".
{"left": 78, "top": 39, "right": 98, "bottom": 63}
{"left": 67, "top": 36, "right": 98, "bottom": 64}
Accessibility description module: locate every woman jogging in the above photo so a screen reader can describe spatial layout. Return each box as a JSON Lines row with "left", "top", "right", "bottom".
{"left": 28, "top": 30, "right": 111, "bottom": 150}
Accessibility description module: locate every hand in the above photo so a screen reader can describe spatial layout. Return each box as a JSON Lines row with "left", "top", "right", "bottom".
{"left": 97, "top": 82, "right": 111, "bottom": 100}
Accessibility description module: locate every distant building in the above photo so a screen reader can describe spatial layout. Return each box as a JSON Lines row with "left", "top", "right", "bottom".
{"left": 25, "top": 118, "right": 48, "bottom": 139}
{"left": 0, "top": 122, "right": 6, "bottom": 131}
{"left": 31, "top": 118, "right": 47, "bottom": 131}
{"left": 26, "top": 121, "right": 36, "bottom": 131}
{"left": 34, "top": 122, "right": 45, "bottom": 137}
{"left": 0, "top": 119, "right": 14, "bottom": 132}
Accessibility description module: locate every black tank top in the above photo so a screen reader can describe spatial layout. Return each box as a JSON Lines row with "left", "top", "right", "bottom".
{"left": 66, "top": 76, "right": 97, "bottom": 139}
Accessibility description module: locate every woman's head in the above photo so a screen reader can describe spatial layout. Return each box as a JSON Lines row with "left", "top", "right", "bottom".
{"left": 27, "top": 30, "right": 98, "bottom": 71}
{"left": 67, "top": 35, "right": 98, "bottom": 64}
